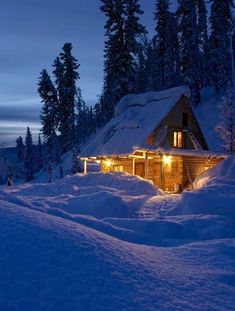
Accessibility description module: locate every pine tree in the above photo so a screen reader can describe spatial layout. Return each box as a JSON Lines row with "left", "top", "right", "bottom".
{"left": 153, "top": 0, "right": 181, "bottom": 90}
{"left": 37, "top": 134, "right": 43, "bottom": 171}
{"left": 178, "top": 0, "right": 201, "bottom": 104}
{"left": 196, "top": 0, "right": 209, "bottom": 86}
{"left": 124, "top": 0, "right": 147, "bottom": 92}
{"left": 16, "top": 136, "right": 25, "bottom": 162}
{"left": 53, "top": 56, "right": 64, "bottom": 124}
{"left": 196, "top": 0, "right": 208, "bottom": 54}
{"left": 101, "top": 0, "right": 126, "bottom": 122}
{"left": 100, "top": 0, "right": 146, "bottom": 122}
{"left": 58, "top": 43, "right": 80, "bottom": 152}
{"left": 75, "top": 87, "right": 87, "bottom": 144}
{"left": 135, "top": 36, "right": 157, "bottom": 93}
{"left": 216, "top": 92, "right": 235, "bottom": 154}
{"left": 50, "top": 132, "right": 61, "bottom": 164}
{"left": 72, "top": 144, "right": 82, "bottom": 174}
{"left": 38, "top": 69, "right": 58, "bottom": 148}
{"left": 208, "top": 0, "right": 234, "bottom": 92}
{"left": 24, "top": 127, "right": 34, "bottom": 182}
{"left": 93, "top": 100, "right": 104, "bottom": 129}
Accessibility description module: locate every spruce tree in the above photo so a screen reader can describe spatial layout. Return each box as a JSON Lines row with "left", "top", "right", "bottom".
{"left": 135, "top": 36, "right": 160, "bottom": 93}
{"left": 100, "top": 0, "right": 146, "bottom": 122}
{"left": 53, "top": 56, "right": 64, "bottom": 124}
{"left": 24, "top": 127, "right": 34, "bottom": 182}
{"left": 101, "top": 0, "right": 126, "bottom": 122}
{"left": 72, "top": 144, "right": 82, "bottom": 174}
{"left": 37, "top": 134, "right": 43, "bottom": 171}
{"left": 208, "top": 0, "right": 234, "bottom": 92}
{"left": 16, "top": 136, "right": 25, "bottom": 162}
{"left": 50, "top": 132, "right": 61, "bottom": 164}
{"left": 38, "top": 69, "right": 58, "bottom": 149}
{"left": 196, "top": 0, "right": 209, "bottom": 86}
{"left": 124, "top": 0, "right": 147, "bottom": 91}
{"left": 58, "top": 43, "right": 80, "bottom": 152}
{"left": 153, "top": 0, "right": 181, "bottom": 90}
{"left": 178, "top": 0, "right": 201, "bottom": 104}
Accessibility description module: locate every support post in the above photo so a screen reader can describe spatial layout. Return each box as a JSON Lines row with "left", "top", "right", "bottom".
{"left": 160, "top": 153, "right": 163, "bottom": 189}
{"left": 132, "top": 158, "right": 135, "bottom": 175}
{"left": 84, "top": 160, "right": 88, "bottom": 175}
{"left": 144, "top": 152, "right": 148, "bottom": 179}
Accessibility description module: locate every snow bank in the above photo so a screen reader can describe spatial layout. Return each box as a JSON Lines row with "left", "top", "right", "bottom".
{"left": 193, "top": 156, "right": 235, "bottom": 189}
{"left": 1, "top": 160, "right": 235, "bottom": 309}
{"left": 164, "top": 157, "right": 235, "bottom": 218}
{"left": 6, "top": 172, "right": 161, "bottom": 219}
{"left": 1, "top": 198, "right": 235, "bottom": 310}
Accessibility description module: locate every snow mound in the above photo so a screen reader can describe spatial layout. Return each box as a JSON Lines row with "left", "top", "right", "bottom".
{"left": 164, "top": 157, "right": 235, "bottom": 218}
{"left": 193, "top": 156, "right": 235, "bottom": 189}
{"left": 6, "top": 172, "right": 161, "bottom": 219}
{"left": 1, "top": 198, "right": 235, "bottom": 310}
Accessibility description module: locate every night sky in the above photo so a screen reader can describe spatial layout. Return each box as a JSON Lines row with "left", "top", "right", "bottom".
{"left": 0, "top": 0, "right": 177, "bottom": 146}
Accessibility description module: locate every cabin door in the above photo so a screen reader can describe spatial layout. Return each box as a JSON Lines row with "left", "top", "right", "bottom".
{"left": 135, "top": 163, "right": 145, "bottom": 178}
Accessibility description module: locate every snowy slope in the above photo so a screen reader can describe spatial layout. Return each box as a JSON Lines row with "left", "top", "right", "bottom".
{"left": 1, "top": 191, "right": 235, "bottom": 310}
{"left": 1, "top": 161, "right": 235, "bottom": 310}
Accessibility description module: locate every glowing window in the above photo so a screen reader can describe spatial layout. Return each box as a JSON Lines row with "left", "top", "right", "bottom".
{"left": 173, "top": 131, "right": 183, "bottom": 148}
{"left": 163, "top": 155, "right": 172, "bottom": 172}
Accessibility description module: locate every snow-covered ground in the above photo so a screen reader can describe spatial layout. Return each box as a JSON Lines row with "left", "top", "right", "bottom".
{"left": 1, "top": 158, "right": 235, "bottom": 310}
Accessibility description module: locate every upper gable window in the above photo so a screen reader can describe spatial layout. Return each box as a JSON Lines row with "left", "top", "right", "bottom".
{"left": 182, "top": 113, "right": 188, "bottom": 127}
{"left": 173, "top": 131, "right": 183, "bottom": 148}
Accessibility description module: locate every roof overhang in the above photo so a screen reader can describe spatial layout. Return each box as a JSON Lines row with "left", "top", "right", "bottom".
{"left": 80, "top": 148, "right": 228, "bottom": 162}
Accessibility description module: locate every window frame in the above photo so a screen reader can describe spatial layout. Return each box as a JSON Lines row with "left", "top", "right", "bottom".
{"left": 173, "top": 131, "right": 183, "bottom": 148}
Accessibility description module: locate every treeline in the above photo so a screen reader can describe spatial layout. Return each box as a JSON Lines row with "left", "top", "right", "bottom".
{"left": 38, "top": 43, "right": 96, "bottom": 159}
{"left": 97, "top": 0, "right": 234, "bottom": 125}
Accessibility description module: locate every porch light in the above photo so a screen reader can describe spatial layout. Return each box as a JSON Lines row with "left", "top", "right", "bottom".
{"left": 105, "top": 159, "right": 112, "bottom": 167}
{"left": 163, "top": 155, "right": 172, "bottom": 165}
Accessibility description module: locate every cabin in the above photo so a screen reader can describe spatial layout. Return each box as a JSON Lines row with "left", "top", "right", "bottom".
{"left": 80, "top": 87, "right": 227, "bottom": 192}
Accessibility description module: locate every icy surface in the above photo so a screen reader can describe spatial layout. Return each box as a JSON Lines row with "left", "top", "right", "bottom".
{"left": 1, "top": 161, "right": 235, "bottom": 310}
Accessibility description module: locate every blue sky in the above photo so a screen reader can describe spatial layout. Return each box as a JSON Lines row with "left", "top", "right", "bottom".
{"left": 0, "top": 0, "right": 177, "bottom": 146}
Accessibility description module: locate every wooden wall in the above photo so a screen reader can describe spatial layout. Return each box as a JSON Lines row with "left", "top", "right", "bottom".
{"left": 147, "top": 96, "right": 208, "bottom": 150}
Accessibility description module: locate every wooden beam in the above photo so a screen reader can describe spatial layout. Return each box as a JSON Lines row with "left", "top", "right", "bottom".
{"left": 84, "top": 160, "right": 88, "bottom": 175}
{"left": 144, "top": 152, "right": 148, "bottom": 179}
{"left": 160, "top": 153, "right": 163, "bottom": 189}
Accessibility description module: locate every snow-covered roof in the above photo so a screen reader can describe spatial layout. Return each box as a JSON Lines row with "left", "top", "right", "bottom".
{"left": 192, "top": 88, "right": 225, "bottom": 152}
{"left": 81, "top": 86, "right": 191, "bottom": 157}
{"left": 81, "top": 86, "right": 225, "bottom": 158}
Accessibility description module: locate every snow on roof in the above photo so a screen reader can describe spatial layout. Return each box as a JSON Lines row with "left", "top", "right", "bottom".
{"left": 81, "top": 86, "right": 191, "bottom": 157}
{"left": 193, "top": 88, "right": 225, "bottom": 153}
{"left": 153, "top": 147, "right": 227, "bottom": 158}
